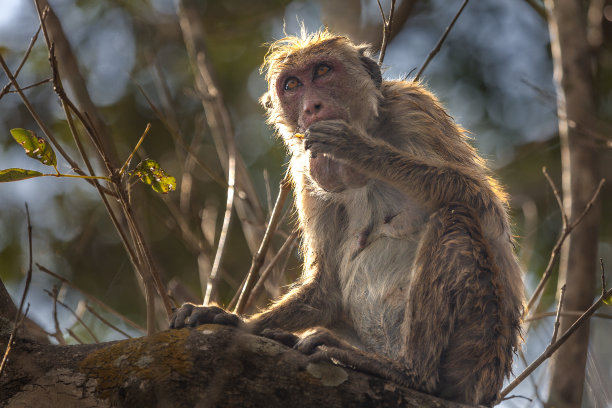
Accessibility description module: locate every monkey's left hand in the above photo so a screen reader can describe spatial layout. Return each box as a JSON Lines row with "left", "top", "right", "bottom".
{"left": 304, "top": 119, "right": 367, "bottom": 159}
{"left": 169, "top": 303, "right": 242, "bottom": 329}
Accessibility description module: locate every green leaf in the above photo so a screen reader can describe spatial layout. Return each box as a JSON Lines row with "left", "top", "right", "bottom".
{"left": 0, "top": 168, "right": 43, "bottom": 182}
{"left": 131, "top": 159, "right": 176, "bottom": 194}
{"left": 10, "top": 128, "right": 57, "bottom": 167}
{"left": 604, "top": 293, "right": 612, "bottom": 306}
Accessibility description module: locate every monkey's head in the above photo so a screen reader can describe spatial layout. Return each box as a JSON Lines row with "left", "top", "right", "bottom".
{"left": 260, "top": 30, "right": 382, "bottom": 192}
{"left": 260, "top": 30, "right": 382, "bottom": 142}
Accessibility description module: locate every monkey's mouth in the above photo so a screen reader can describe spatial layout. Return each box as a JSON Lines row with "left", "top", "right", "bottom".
{"left": 309, "top": 154, "right": 368, "bottom": 192}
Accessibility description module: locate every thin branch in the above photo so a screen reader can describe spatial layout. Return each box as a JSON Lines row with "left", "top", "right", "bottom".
{"left": 234, "top": 176, "right": 291, "bottom": 315}
{"left": 85, "top": 305, "right": 132, "bottom": 339}
{"left": 119, "top": 123, "right": 151, "bottom": 176}
{"left": 204, "top": 152, "right": 235, "bottom": 304}
{"left": 49, "top": 284, "right": 65, "bottom": 344}
{"left": 550, "top": 284, "right": 566, "bottom": 345}
{"left": 498, "top": 284, "right": 612, "bottom": 402}
{"left": 45, "top": 289, "right": 99, "bottom": 343}
{"left": 67, "top": 328, "right": 84, "bottom": 344}
{"left": 0, "top": 204, "right": 34, "bottom": 376}
{"left": 4, "top": 78, "right": 52, "bottom": 93}
{"left": 524, "top": 175, "right": 605, "bottom": 317}
{"left": 0, "top": 24, "right": 41, "bottom": 100}
{"left": 524, "top": 0, "right": 547, "bottom": 20}
{"left": 244, "top": 231, "right": 298, "bottom": 311}
{"left": 37, "top": 264, "right": 146, "bottom": 333}
{"left": 414, "top": 0, "right": 470, "bottom": 81}
{"left": 600, "top": 258, "right": 606, "bottom": 295}
{"left": 136, "top": 83, "right": 227, "bottom": 187}
{"left": 377, "top": 0, "right": 396, "bottom": 66}
{"left": 524, "top": 310, "right": 612, "bottom": 322}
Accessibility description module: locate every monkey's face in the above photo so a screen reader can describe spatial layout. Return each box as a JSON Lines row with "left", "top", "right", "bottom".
{"left": 263, "top": 44, "right": 381, "bottom": 192}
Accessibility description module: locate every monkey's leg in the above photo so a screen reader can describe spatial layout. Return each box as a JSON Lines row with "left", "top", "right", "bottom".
{"left": 403, "top": 203, "right": 517, "bottom": 405}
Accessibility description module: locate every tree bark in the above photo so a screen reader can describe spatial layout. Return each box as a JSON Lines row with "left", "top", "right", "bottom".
{"left": 544, "top": 1, "right": 601, "bottom": 407}
{"left": 1, "top": 324, "right": 471, "bottom": 408}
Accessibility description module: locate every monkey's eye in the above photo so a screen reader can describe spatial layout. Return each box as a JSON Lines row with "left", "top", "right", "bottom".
{"left": 284, "top": 77, "right": 301, "bottom": 91}
{"left": 314, "top": 64, "right": 331, "bottom": 78}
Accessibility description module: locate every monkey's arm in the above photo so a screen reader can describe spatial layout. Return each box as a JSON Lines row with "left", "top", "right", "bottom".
{"left": 170, "top": 266, "right": 341, "bottom": 333}
{"left": 304, "top": 120, "right": 502, "bottom": 221}
{"left": 246, "top": 270, "right": 341, "bottom": 334}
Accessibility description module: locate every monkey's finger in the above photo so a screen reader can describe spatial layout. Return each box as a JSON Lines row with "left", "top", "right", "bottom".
{"left": 212, "top": 312, "right": 241, "bottom": 327}
{"left": 169, "top": 303, "right": 195, "bottom": 329}
{"left": 186, "top": 305, "right": 225, "bottom": 327}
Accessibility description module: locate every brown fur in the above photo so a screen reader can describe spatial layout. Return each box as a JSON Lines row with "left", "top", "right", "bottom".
{"left": 171, "top": 30, "right": 524, "bottom": 406}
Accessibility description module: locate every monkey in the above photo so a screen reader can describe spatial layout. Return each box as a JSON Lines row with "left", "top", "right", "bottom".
{"left": 170, "top": 30, "right": 524, "bottom": 406}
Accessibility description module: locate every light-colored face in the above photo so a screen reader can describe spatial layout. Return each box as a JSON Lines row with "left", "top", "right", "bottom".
{"left": 263, "top": 43, "right": 381, "bottom": 141}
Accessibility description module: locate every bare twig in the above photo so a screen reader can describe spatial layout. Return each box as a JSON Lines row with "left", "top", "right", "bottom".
{"left": 5, "top": 78, "right": 52, "bottom": 93}
{"left": 524, "top": 172, "right": 604, "bottom": 317}
{"left": 550, "top": 284, "right": 566, "bottom": 345}
{"left": 85, "top": 305, "right": 132, "bottom": 339}
{"left": 377, "top": 0, "right": 397, "bottom": 66}
{"left": 49, "top": 284, "right": 65, "bottom": 344}
{"left": 414, "top": 0, "right": 470, "bottom": 81}
{"left": 234, "top": 176, "right": 291, "bottom": 315}
{"left": 499, "top": 284, "right": 612, "bottom": 401}
{"left": 244, "top": 231, "right": 298, "bottom": 311}
{"left": 204, "top": 151, "right": 236, "bottom": 304}
{"left": 45, "top": 289, "right": 99, "bottom": 343}
{"left": 0, "top": 204, "right": 35, "bottom": 375}
{"left": 0, "top": 25, "right": 41, "bottom": 100}
{"left": 524, "top": 310, "right": 612, "bottom": 322}
{"left": 136, "top": 84, "right": 227, "bottom": 187}
{"left": 37, "top": 264, "right": 145, "bottom": 333}
{"left": 524, "top": 0, "right": 547, "bottom": 20}
{"left": 67, "top": 328, "right": 84, "bottom": 344}
{"left": 600, "top": 258, "right": 606, "bottom": 295}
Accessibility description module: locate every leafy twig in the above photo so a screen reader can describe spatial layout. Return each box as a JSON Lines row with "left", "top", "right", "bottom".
{"left": 119, "top": 123, "right": 151, "bottom": 176}
{"left": 414, "top": 0, "right": 470, "bottom": 81}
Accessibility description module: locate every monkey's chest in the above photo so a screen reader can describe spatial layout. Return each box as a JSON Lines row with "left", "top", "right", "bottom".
{"left": 339, "top": 228, "right": 422, "bottom": 357}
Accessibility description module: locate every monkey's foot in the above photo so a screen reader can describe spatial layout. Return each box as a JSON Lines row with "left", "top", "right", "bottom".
{"left": 295, "top": 327, "right": 351, "bottom": 354}
{"left": 169, "top": 303, "right": 241, "bottom": 329}
{"left": 259, "top": 328, "right": 300, "bottom": 348}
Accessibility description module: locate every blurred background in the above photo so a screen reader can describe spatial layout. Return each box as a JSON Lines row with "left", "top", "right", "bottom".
{"left": 1, "top": 0, "right": 611, "bottom": 406}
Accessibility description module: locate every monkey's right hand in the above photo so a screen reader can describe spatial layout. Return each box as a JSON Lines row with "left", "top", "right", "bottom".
{"left": 169, "top": 303, "right": 242, "bottom": 329}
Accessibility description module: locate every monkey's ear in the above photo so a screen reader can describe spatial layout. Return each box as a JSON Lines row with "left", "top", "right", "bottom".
{"left": 360, "top": 56, "right": 382, "bottom": 89}
{"left": 259, "top": 91, "right": 273, "bottom": 110}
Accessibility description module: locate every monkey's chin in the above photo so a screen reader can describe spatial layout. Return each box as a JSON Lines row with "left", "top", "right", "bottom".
{"left": 309, "top": 153, "right": 368, "bottom": 193}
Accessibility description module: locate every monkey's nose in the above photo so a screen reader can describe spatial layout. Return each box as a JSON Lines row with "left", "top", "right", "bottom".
{"left": 303, "top": 100, "right": 323, "bottom": 115}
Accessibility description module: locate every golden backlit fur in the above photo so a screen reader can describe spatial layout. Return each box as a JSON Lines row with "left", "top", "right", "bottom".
{"left": 171, "top": 31, "right": 524, "bottom": 406}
